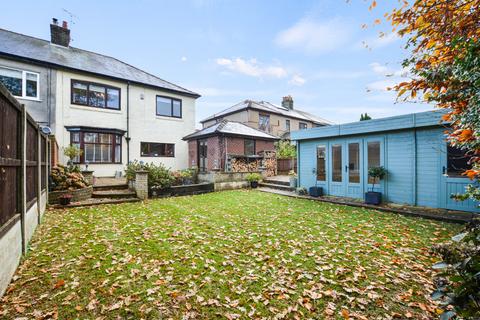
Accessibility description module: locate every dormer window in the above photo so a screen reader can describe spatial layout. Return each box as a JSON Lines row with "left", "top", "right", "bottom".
{"left": 0, "top": 66, "right": 39, "bottom": 100}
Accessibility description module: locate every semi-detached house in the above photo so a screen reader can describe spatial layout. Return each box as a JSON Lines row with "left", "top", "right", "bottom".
{"left": 0, "top": 20, "right": 200, "bottom": 176}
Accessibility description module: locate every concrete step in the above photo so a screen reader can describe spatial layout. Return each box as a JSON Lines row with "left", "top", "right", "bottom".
{"left": 258, "top": 182, "right": 294, "bottom": 192}
{"left": 92, "top": 189, "right": 137, "bottom": 199}
{"left": 263, "top": 178, "right": 291, "bottom": 186}
{"left": 93, "top": 184, "right": 129, "bottom": 191}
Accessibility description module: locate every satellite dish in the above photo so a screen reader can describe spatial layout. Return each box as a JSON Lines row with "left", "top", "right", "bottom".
{"left": 41, "top": 126, "right": 52, "bottom": 135}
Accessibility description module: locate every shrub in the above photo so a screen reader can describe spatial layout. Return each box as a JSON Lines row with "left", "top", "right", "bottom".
{"left": 430, "top": 218, "right": 480, "bottom": 319}
{"left": 172, "top": 167, "right": 198, "bottom": 186}
{"left": 125, "top": 160, "right": 175, "bottom": 191}
{"left": 50, "top": 165, "right": 89, "bottom": 191}
{"left": 246, "top": 173, "right": 262, "bottom": 183}
{"left": 275, "top": 140, "right": 296, "bottom": 159}
{"left": 63, "top": 145, "right": 83, "bottom": 170}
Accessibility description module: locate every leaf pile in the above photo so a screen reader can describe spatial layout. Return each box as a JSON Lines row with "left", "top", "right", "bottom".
{"left": 0, "top": 190, "right": 460, "bottom": 319}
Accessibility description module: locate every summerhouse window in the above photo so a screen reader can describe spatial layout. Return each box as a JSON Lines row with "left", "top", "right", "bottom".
{"left": 367, "top": 141, "right": 380, "bottom": 184}
{"left": 447, "top": 145, "right": 472, "bottom": 177}
{"left": 316, "top": 146, "right": 326, "bottom": 181}
{"left": 0, "top": 66, "right": 39, "bottom": 100}
{"left": 332, "top": 144, "right": 342, "bottom": 182}
{"left": 71, "top": 80, "right": 121, "bottom": 110}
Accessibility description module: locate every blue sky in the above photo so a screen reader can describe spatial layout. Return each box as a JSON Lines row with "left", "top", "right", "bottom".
{"left": 1, "top": 0, "right": 432, "bottom": 126}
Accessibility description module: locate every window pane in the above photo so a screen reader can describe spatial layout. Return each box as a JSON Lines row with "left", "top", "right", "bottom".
{"left": 172, "top": 100, "right": 181, "bottom": 117}
{"left": 447, "top": 145, "right": 472, "bottom": 177}
{"left": 99, "top": 133, "right": 112, "bottom": 144}
{"left": 84, "top": 133, "right": 98, "bottom": 143}
{"left": 141, "top": 142, "right": 174, "bottom": 157}
{"left": 84, "top": 144, "right": 94, "bottom": 162}
{"left": 348, "top": 143, "right": 360, "bottom": 183}
{"left": 316, "top": 146, "right": 326, "bottom": 181}
{"left": 367, "top": 141, "right": 380, "bottom": 184}
{"left": 0, "top": 67, "right": 22, "bottom": 96}
{"left": 286, "top": 120, "right": 290, "bottom": 131}
{"left": 258, "top": 114, "right": 270, "bottom": 131}
{"left": 156, "top": 97, "right": 172, "bottom": 116}
{"left": 101, "top": 144, "right": 112, "bottom": 162}
{"left": 244, "top": 139, "right": 255, "bottom": 155}
{"left": 165, "top": 144, "right": 174, "bottom": 157}
{"left": 88, "top": 84, "right": 106, "bottom": 107}
{"left": 115, "top": 145, "right": 121, "bottom": 162}
{"left": 332, "top": 144, "right": 342, "bottom": 182}
{"left": 26, "top": 72, "right": 38, "bottom": 98}
{"left": 72, "top": 82, "right": 88, "bottom": 104}
{"left": 72, "top": 143, "right": 81, "bottom": 162}
{"left": 71, "top": 132, "right": 80, "bottom": 143}
{"left": 299, "top": 123, "right": 307, "bottom": 130}
{"left": 106, "top": 88, "right": 120, "bottom": 109}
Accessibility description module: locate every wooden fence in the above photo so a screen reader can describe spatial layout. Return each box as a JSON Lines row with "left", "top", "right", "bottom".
{"left": 0, "top": 83, "right": 49, "bottom": 254}
{"left": 277, "top": 158, "right": 296, "bottom": 175}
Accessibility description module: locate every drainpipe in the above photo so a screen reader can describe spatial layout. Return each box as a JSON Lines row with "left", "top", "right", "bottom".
{"left": 413, "top": 114, "right": 417, "bottom": 206}
{"left": 126, "top": 82, "right": 131, "bottom": 164}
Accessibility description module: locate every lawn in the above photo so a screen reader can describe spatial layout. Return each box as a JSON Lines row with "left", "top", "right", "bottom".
{"left": 0, "top": 190, "right": 461, "bottom": 319}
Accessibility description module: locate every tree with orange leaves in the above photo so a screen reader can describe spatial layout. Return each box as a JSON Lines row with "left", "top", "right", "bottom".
{"left": 381, "top": 1, "right": 480, "bottom": 318}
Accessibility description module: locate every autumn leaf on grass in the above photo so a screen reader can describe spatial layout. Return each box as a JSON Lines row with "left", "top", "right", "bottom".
{"left": 53, "top": 279, "right": 65, "bottom": 289}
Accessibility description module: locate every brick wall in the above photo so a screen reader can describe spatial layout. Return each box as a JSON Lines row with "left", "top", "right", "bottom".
{"left": 256, "top": 140, "right": 275, "bottom": 152}
{"left": 188, "top": 140, "right": 197, "bottom": 168}
{"left": 226, "top": 137, "right": 244, "bottom": 155}
{"left": 206, "top": 136, "right": 221, "bottom": 170}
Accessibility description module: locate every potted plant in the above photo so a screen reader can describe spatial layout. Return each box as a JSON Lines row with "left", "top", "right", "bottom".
{"left": 365, "top": 166, "right": 387, "bottom": 205}
{"left": 59, "top": 193, "right": 73, "bottom": 206}
{"left": 246, "top": 173, "right": 262, "bottom": 188}
{"left": 309, "top": 168, "right": 323, "bottom": 197}
{"left": 288, "top": 170, "right": 297, "bottom": 188}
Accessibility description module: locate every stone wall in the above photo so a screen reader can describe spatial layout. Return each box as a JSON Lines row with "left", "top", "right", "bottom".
{"left": 198, "top": 171, "right": 266, "bottom": 191}
{"left": 48, "top": 186, "right": 93, "bottom": 204}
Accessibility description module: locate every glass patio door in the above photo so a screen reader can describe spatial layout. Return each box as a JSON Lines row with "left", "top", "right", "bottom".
{"left": 346, "top": 141, "right": 362, "bottom": 198}
{"left": 329, "top": 143, "right": 345, "bottom": 196}
{"left": 198, "top": 139, "right": 208, "bottom": 172}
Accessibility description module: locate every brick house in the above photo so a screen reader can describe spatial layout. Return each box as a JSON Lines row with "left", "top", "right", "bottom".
{"left": 183, "top": 120, "right": 279, "bottom": 172}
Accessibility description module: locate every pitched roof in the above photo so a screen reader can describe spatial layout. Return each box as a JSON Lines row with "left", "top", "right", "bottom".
{"left": 200, "top": 99, "right": 332, "bottom": 125}
{"left": 183, "top": 120, "right": 279, "bottom": 140}
{"left": 0, "top": 28, "right": 200, "bottom": 98}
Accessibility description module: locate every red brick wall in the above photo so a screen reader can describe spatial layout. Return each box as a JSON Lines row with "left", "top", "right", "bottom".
{"left": 206, "top": 136, "right": 221, "bottom": 170}
{"left": 225, "top": 137, "right": 244, "bottom": 155}
{"left": 256, "top": 139, "right": 275, "bottom": 153}
{"left": 188, "top": 140, "right": 197, "bottom": 168}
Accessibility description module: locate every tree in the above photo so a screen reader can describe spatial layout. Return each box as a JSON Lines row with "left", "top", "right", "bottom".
{"left": 360, "top": 113, "right": 372, "bottom": 121}
{"left": 377, "top": 1, "right": 480, "bottom": 317}
{"left": 275, "top": 140, "right": 296, "bottom": 159}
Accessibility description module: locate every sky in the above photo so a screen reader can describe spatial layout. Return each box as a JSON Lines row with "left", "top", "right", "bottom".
{"left": 0, "top": 0, "right": 433, "bottom": 126}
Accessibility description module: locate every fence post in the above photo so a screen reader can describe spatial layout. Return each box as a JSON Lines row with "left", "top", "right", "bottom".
{"left": 37, "top": 128, "right": 41, "bottom": 224}
{"left": 134, "top": 170, "right": 148, "bottom": 200}
{"left": 19, "top": 105, "right": 26, "bottom": 254}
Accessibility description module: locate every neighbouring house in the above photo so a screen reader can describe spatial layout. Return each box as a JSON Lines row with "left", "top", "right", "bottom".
{"left": 0, "top": 20, "right": 200, "bottom": 176}
{"left": 183, "top": 120, "right": 279, "bottom": 172}
{"left": 200, "top": 96, "right": 332, "bottom": 139}
{"left": 291, "top": 110, "right": 479, "bottom": 213}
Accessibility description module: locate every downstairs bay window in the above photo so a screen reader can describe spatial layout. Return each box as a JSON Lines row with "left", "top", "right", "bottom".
{"left": 69, "top": 130, "right": 123, "bottom": 164}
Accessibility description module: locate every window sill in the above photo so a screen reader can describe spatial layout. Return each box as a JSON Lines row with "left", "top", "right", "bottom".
{"left": 15, "top": 96, "right": 42, "bottom": 102}
{"left": 70, "top": 105, "right": 123, "bottom": 114}
{"left": 155, "top": 115, "right": 183, "bottom": 121}
{"left": 140, "top": 155, "right": 175, "bottom": 158}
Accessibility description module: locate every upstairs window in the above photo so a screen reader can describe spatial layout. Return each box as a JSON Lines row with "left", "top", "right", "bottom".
{"left": 156, "top": 96, "right": 182, "bottom": 118}
{"left": 0, "top": 66, "right": 39, "bottom": 99}
{"left": 141, "top": 142, "right": 175, "bottom": 157}
{"left": 244, "top": 139, "right": 255, "bottom": 155}
{"left": 299, "top": 122, "right": 307, "bottom": 130}
{"left": 285, "top": 119, "right": 290, "bottom": 132}
{"left": 71, "top": 80, "right": 121, "bottom": 110}
{"left": 258, "top": 114, "right": 270, "bottom": 132}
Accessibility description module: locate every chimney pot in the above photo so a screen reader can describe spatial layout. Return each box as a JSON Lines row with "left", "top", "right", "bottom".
{"left": 50, "top": 19, "right": 71, "bottom": 47}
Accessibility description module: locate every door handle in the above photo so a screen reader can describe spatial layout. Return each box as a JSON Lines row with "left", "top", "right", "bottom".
{"left": 345, "top": 165, "right": 348, "bottom": 172}
{"left": 442, "top": 166, "right": 446, "bottom": 175}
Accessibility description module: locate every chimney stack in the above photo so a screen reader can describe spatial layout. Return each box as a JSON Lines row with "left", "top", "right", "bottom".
{"left": 50, "top": 18, "right": 70, "bottom": 47}
{"left": 282, "top": 95, "right": 294, "bottom": 110}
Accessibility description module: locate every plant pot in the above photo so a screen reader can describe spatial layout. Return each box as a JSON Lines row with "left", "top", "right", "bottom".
{"left": 250, "top": 181, "right": 259, "bottom": 188}
{"left": 365, "top": 191, "right": 382, "bottom": 205}
{"left": 59, "top": 197, "right": 72, "bottom": 206}
{"left": 289, "top": 177, "right": 297, "bottom": 188}
{"left": 309, "top": 186, "right": 323, "bottom": 197}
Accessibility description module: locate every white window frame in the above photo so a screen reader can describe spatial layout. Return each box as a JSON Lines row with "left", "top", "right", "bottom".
{"left": 0, "top": 65, "right": 40, "bottom": 101}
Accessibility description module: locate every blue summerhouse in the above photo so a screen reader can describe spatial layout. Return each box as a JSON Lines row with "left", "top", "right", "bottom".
{"left": 291, "top": 110, "right": 479, "bottom": 213}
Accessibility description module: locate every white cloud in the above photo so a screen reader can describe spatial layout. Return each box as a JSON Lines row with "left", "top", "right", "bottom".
{"left": 181, "top": 56, "right": 187, "bottom": 62}
{"left": 312, "top": 70, "right": 367, "bottom": 80}
{"left": 275, "top": 18, "right": 351, "bottom": 54}
{"left": 289, "top": 74, "right": 306, "bottom": 86}
{"left": 370, "top": 62, "right": 389, "bottom": 75}
{"left": 366, "top": 79, "right": 397, "bottom": 92}
{"left": 216, "top": 58, "right": 288, "bottom": 79}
